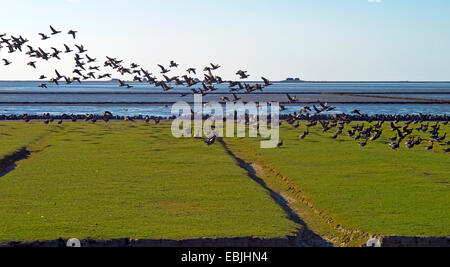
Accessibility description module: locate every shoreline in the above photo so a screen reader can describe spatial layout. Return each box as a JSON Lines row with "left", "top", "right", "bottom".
{"left": 0, "top": 101, "right": 449, "bottom": 105}
{"left": 1, "top": 80, "right": 450, "bottom": 83}
{"left": 0, "top": 91, "right": 449, "bottom": 95}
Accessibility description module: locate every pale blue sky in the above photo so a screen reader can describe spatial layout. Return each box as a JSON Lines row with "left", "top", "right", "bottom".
{"left": 0, "top": 0, "right": 449, "bottom": 81}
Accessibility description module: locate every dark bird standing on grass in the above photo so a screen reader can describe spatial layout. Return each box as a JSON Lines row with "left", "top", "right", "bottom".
{"left": 277, "top": 140, "right": 284, "bottom": 148}
{"left": 205, "top": 135, "right": 217, "bottom": 146}
{"left": 300, "top": 130, "right": 309, "bottom": 140}
{"left": 359, "top": 139, "right": 368, "bottom": 147}
{"left": 425, "top": 142, "right": 434, "bottom": 151}
{"left": 389, "top": 142, "right": 400, "bottom": 150}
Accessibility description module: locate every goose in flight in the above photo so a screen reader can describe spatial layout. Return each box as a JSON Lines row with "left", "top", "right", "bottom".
{"left": 2, "top": 59, "right": 11, "bottom": 65}
{"left": 158, "top": 64, "right": 170, "bottom": 74}
{"left": 236, "top": 70, "right": 250, "bottom": 79}
{"left": 68, "top": 30, "right": 77, "bottom": 39}
{"left": 262, "top": 77, "right": 272, "bottom": 86}
{"left": 73, "top": 69, "right": 83, "bottom": 76}
{"left": 170, "top": 61, "right": 179, "bottom": 68}
{"left": 39, "top": 33, "right": 50, "bottom": 40}
{"left": 74, "top": 53, "right": 84, "bottom": 61}
{"left": 55, "top": 69, "right": 64, "bottom": 80}
{"left": 50, "top": 25, "right": 61, "bottom": 35}
{"left": 50, "top": 78, "right": 59, "bottom": 85}
{"left": 187, "top": 68, "right": 196, "bottom": 74}
{"left": 86, "top": 55, "right": 96, "bottom": 63}
{"left": 38, "top": 83, "right": 48, "bottom": 88}
{"left": 210, "top": 63, "right": 221, "bottom": 70}
{"left": 50, "top": 48, "right": 61, "bottom": 59}
{"left": 232, "top": 93, "right": 242, "bottom": 101}
{"left": 75, "top": 45, "right": 87, "bottom": 53}
{"left": 72, "top": 77, "right": 81, "bottom": 84}
{"left": 64, "top": 44, "right": 73, "bottom": 53}
{"left": 98, "top": 74, "right": 112, "bottom": 79}
{"left": 27, "top": 61, "right": 36, "bottom": 68}
{"left": 130, "top": 63, "right": 139, "bottom": 68}
{"left": 286, "top": 94, "right": 297, "bottom": 103}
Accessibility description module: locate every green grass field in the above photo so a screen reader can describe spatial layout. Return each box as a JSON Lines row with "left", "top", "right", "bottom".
{"left": 225, "top": 122, "right": 450, "bottom": 239}
{"left": 0, "top": 122, "right": 297, "bottom": 242}
{"left": 0, "top": 121, "right": 448, "bottom": 245}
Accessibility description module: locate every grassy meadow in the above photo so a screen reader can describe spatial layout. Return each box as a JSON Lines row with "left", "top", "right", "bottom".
{"left": 0, "top": 122, "right": 297, "bottom": 242}
{"left": 0, "top": 120, "right": 448, "bottom": 245}
{"left": 225, "top": 122, "right": 450, "bottom": 239}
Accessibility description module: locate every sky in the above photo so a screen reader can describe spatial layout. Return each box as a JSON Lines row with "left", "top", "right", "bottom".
{"left": 0, "top": 0, "right": 450, "bottom": 81}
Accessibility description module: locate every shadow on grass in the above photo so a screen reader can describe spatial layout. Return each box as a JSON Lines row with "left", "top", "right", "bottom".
{"left": 0, "top": 147, "right": 31, "bottom": 178}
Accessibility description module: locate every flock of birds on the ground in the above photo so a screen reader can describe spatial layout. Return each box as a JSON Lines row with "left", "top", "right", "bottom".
{"left": 276, "top": 113, "right": 449, "bottom": 153}
{"left": 0, "top": 27, "right": 449, "bottom": 153}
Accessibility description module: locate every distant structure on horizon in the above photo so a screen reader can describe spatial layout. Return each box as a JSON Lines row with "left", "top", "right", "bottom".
{"left": 285, "top": 77, "right": 303, "bottom": 82}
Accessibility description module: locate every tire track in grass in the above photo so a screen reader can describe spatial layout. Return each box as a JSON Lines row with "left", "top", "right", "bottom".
{"left": 217, "top": 138, "right": 333, "bottom": 247}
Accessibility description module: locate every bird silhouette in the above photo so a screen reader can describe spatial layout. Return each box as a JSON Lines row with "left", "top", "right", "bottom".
{"left": 50, "top": 25, "right": 61, "bottom": 35}
{"left": 64, "top": 44, "right": 73, "bottom": 53}
{"left": 39, "top": 33, "right": 50, "bottom": 40}
{"left": 286, "top": 94, "right": 297, "bottom": 103}
{"left": 27, "top": 61, "right": 36, "bottom": 68}
{"left": 68, "top": 30, "right": 78, "bottom": 39}
{"left": 262, "top": 77, "right": 272, "bottom": 86}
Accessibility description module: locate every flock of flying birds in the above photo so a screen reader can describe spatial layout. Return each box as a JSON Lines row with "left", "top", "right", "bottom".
{"left": 0, "top": 25, "right": 273, "bottom": 97}
{"left": 0, "top": 26, "right": 449, "bottom": 152}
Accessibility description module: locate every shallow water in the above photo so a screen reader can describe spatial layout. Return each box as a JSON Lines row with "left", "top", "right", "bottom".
{"left": 0, "top": 81, "right": 449, "bottom": 116}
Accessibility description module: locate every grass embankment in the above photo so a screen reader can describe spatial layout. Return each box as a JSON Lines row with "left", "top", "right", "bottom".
{"left": 0, "top": 122, "right": 50, "bottom": 158}
{"left": 225, "top": 122, "right": 450, "bottom": 245}
{"left": 0, "top": 122, "right": 297, "bottom": 242}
